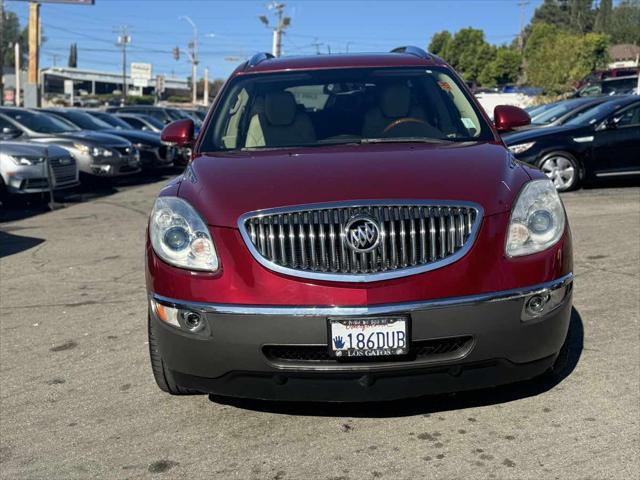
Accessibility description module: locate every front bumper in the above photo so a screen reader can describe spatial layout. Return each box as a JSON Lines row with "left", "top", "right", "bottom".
{"left": 149, "top": 274, "right": 573, "bottom": 401}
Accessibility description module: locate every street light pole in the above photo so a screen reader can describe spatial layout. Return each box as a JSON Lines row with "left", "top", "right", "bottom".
{"left": 115, "top": 26, "right": 131, "bottom": 105}
{"left": 180, "top": 15, "right": 198, "bottom": 105}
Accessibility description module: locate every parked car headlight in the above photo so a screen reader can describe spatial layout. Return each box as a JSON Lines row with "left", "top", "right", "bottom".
{"left": 91, "top": 147, "right": 113, "bottom": 157}
{"left": 506, "top": 179, "right": 566, "bottom": 257}
{"left": 149, "top": 197, "right": 219, "bottom": 272}
{"left": 9, "top": 155, "right": 45, "bottom": 166}
{"left": 508, "top": 142, "right": 535, "bottom": 155}
{"left": 73, "top": 143, "right": 90, "bottom": 154}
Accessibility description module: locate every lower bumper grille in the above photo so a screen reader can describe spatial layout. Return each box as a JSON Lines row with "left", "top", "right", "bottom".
{"left": 240, "top": 202, "right": 481, "bottom": 282}
{"left": 49, "top": 158, "right": 77, "bottom": 186}
{"left": 263, "top": 336, "right": 473, "bottom": 364}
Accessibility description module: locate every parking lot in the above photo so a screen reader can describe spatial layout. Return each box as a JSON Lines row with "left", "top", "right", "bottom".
{"left": 0, "top": 179, "right": 638, "bottom": 479}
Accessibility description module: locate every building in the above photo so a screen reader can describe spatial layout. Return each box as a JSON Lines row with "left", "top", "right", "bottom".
{"left": 608, "top": 44, "right": 640, "bottom": 69}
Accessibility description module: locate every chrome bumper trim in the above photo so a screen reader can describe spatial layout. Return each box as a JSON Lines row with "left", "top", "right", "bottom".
{"left": 151, "top": 273, "right": 573, "bottom": 316}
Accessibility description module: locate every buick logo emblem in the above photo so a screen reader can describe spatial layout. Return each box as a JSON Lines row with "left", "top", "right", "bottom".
{"left": 344, "top": 215, "right": 380, "bottom": 253}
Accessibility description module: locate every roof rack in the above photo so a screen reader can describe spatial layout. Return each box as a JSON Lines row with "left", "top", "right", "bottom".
{"left": 247, "top": 52, "right": 275, "bottom": 68}
{"left": 390, "top": 46, "right": 433, "bottom": 60}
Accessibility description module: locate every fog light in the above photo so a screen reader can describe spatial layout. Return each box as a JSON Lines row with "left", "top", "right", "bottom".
{"left": 181, "top": 311, "right": 203, "bottom": 332}
{"left": 526, "top": 294, "right": 548, "bottom": 315}
{"left": 521, "top": 282, "right": 571, "bottom": 321}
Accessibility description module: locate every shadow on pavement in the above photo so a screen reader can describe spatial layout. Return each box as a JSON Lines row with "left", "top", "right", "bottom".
{"left": 209, "top": 308, "right": 584, "bottom": 417}
{"left": 0, "top": 229, "right": 45, "bottom": 258}
{"left": 0, "top": 168, "right": 181, "bottom": 223}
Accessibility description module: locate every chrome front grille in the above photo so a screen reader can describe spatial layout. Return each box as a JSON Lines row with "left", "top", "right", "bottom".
{"left": 239, "top": 201, "right": 482, "bottom": 282}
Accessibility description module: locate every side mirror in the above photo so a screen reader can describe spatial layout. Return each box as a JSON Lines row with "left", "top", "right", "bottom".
{"left": 1, "top": 126, "right": 22, "bottom": 139}
{"left": 160, "top": 119, "right": 194, "bottom": 147}
{"left": 494, "top": 105, "right": 531, "bottom": 132}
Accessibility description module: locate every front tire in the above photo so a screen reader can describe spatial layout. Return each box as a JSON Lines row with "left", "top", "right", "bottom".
{"left": 148, "top": 312, "right": 201, "bottom": 395}
{"left": 538, "top": 152, "right": 581, "bottom": 192}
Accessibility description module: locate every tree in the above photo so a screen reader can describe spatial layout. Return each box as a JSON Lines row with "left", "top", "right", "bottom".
{"left": 1, "top": 11, "right": 28, "bottom": 67}
{"left": 428, "top": 31, "right": 452, "bottom": 57}
{"left": 433, "top": 28, "right": 497, "bottom": 84}
{"left": 479, "top": 47, "right": 522, "bottom": 87}
{"left": 524, "top": 23, "right": 610, "bottom": 94}
{"left": 609, "top": 0, "right": 640, "bottom": 44}
{"left": 569, "top": 0, "right": 595, "bottom": 33}
{"left": 530, "top": 0, "right": 571, "bottom": 30}
{"left": 594, "top": 0, "right": 612, "bottom": 33}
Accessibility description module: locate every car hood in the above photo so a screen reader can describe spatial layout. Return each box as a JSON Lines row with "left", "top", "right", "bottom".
{"left": 502, "top": 124, "right": 582, "bottom": 145}
{"left": 177, "top": 142, "right": 532, "bottom": 228}
{"left": 58, "top": 130, "right": 131, "bottom": 147}
{"left": 102, "top": 129, "right": 160, "bottom": 145}
{"left": 0, "top": 141, "right": 68, "bottom": 158}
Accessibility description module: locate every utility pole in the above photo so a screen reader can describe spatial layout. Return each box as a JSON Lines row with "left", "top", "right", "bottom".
{"left": 15, "top": 42, "right": 21, "bottom": 107}
{"left": 259, "top": 2, "right": 291, "bottom": 57}
{"left": 203, "top": 67, "right": 209, "bottom": 105}
{"left": 311, "top": 38, "right": 323, "bottom": 55}
{"left": 180, "top": 16, "right": 198, "bottom": 105}
{"left": 517, "top": 0, "right": 530, "bottom": 53}
{"left": 115, "top": 26, "right": 131, "bottom": 105}
{"left": 26, "top": 1, "right": 40, "bottom": 106}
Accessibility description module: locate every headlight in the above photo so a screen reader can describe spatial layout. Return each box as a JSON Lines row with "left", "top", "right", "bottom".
{"left": 508, "top": 142, "right": 535, "bottom": 155}
{"left": 149, "top": 197, "right": 219, "bottom": 272}
{"left": 9, "top": 155, "right": 45, "bottom": 166}
{"left": 91, "top": 147, "right": 113, "bottom": 157}
{"left": 73, "top": 143, "right": 90, "bottom": 154}
{"left": 506, "top": 179, "right": 566, "bottom": 257}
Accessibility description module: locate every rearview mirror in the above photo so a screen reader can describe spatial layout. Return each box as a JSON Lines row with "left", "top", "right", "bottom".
{"left": 161, "top": 119, "right": 194, "bottom": 147}
{"left": 493, "top": 105, "right": 531, "bottom": 132}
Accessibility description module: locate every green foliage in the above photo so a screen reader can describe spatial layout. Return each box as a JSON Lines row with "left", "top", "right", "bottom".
{"left": 428, "top": 31, "right": 452, "bottom": 58}
{"left": 524, "top": 23, "right": 610, "bottom": 94}
{"left": 530, "top": 0, "right": 571, "bottom": 30}
{"left": 594, "top": 0, "right": 612, "bottom": 33}
{"left": 609, "top": 0, "right": 640, "bottom": 44}
{"left": 478, "top": 47, "right": 522, "bottom": 87}
{"left": 1, "top": 11, "right": 28, "bottom": 67}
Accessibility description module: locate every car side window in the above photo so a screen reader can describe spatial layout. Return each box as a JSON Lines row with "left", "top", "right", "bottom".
{"left": 614, "top": 105, "right": 640, "bottom": 128}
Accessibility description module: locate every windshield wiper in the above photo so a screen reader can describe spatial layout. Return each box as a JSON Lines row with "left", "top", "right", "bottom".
{"left": 359, "top": 137, "right": 453, "bottom": 144}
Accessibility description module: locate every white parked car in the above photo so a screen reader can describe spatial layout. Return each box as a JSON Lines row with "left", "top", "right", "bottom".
{"left": 0, "top": 141, "right": 79, "bottom": 198}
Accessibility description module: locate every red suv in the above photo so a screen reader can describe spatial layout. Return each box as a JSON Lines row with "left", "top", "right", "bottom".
{"left": 146, "top": 47, "right": 573, "bottom": 401}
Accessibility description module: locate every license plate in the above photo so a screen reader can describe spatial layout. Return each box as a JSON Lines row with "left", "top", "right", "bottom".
{"left": 328, "top": 316, "right": 409, "bottom": 358}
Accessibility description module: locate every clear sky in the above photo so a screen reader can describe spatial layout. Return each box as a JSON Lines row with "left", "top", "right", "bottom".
{"left": 6, "top": 0, "right": 545, "bottom": 80}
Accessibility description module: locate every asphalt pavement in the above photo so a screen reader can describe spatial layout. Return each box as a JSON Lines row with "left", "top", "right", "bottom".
{"left": 1, "top": 178, "right": 638, "bottom": 480}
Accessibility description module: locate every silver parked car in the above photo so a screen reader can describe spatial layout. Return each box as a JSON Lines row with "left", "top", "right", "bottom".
{"left": 0, "top": 141, "right": 79, "bottom": 197}
{"left": 0, "top": 108, "right": 141, "bottom": 177}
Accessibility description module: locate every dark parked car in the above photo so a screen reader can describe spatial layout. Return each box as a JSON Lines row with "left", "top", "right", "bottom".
{"left": 574, "top": 75, "right": 639, "bottom": 97}
{"left": 114, "top": 113, "right": 164, "bottom": 132}
{"left": 504, "top": 95, "right": 640, "bottom": 191}
{"left": 146, "top": 48, "right": 573, "bottom": 401}
{"left": 0, "top": 108, "right": 140, "bottom": 177}
{"left": 41, "top": 108, "right": 174, "bottom": 170}
{"left": 528, "top": 97, "right": 609, "bottom": 128}
{"left": 84, "top": 110, "right": 135, "bottom": 129}
{"left": 106, "top": 106, "right": 190, "bottom": 125}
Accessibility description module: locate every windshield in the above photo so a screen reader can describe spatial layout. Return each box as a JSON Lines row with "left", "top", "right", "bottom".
{"left": 565, "top": 101, "right": 623, "bottom": 126}
{"left": 531, "top": 99, "right": 586, "bottom": 125}
{"left": 52, "top": 110, "right": 111, "bottom": 130}
{"left": 2, "top": 109, "right": 80, "bottom": 133}
{"left": 93, "top": 112, "right": 133, "bottom": 129}
{"left": 200, "top": 67, "right": 492, "bottom": 152}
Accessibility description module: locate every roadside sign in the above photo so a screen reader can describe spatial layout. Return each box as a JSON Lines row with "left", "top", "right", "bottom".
{"left": 133, "top": 78, "right": 148, "bottom": 88}
{"left": 131, "top": 63, "right": 152, "bottom": 81}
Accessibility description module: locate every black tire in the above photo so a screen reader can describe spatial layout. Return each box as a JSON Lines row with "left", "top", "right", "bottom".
{"left": 0, "top": 176, "right": 8, "bottom": 204}
{"left": 148, "top": 312, "right": 201, "bottom": 395}
{"left": 544, "top": 307, "right": 582, "bottom": 382}
{"left": 538, "top": 152, "right": 582, "bottom": 192}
